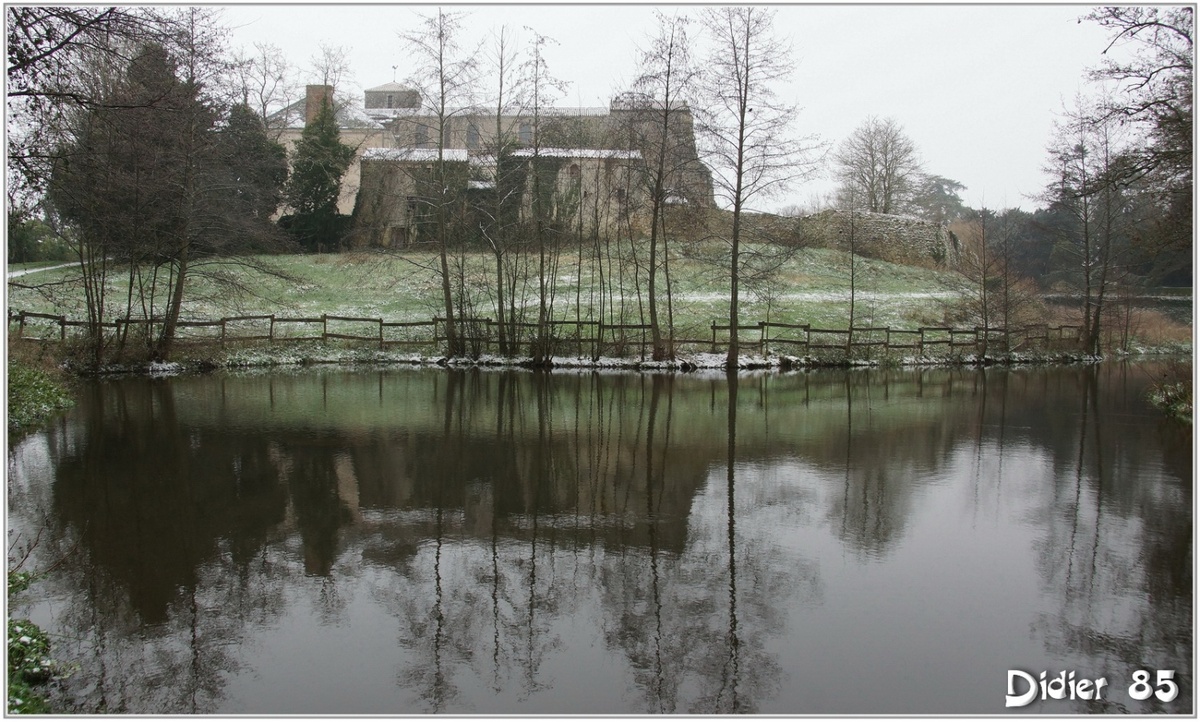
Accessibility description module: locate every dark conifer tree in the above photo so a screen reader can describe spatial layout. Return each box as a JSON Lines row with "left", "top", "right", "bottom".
{"left": 281, "top": 94, "right": 354, "bottom": 252}
{"left": 217, "top": 102, "right": 289, "bottom": 248}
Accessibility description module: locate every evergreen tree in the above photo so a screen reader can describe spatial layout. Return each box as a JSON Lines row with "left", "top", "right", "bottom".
{"left": 282, "top": 95, "right": 354, "bottom": 252}
{"left": 217, "top": 102, "right": 289, "bottom": 248}
{"left": 48, "top": 38, "right": 292, "bottom": 362}
{"left": 48, "top": 42, "right": 212, "bottom": 358}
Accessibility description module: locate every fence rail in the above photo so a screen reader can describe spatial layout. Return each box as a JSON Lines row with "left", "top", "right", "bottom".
{"left": 7, "top": 309, "right": 1084, "bottom": 358}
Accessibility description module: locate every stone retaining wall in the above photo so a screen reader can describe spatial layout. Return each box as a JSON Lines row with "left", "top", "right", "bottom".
{"left": 799, "top": 209, "right": 959, "bottom": 267}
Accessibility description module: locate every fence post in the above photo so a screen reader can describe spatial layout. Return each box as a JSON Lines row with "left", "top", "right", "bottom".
{"left": 759, "top": 321, "right": 767, "bottom": 355}
{"left": 221, "top": 319, "right": 227, "bottom": 347}
{"left": 59, "top": 316, "right": 66, "bottom": 341}
{"left": 322, "top": 314, "right": 328, "bottom": 342}
{"left": 18, "top": 312, "right": 25, "bottom": 339}
{"left": 918, "top": 327, "right": 925, "bottom": 355}
{"left": 711, "top": 321, "right": 717, "bottom": 354}
{"left": 270, "top": 314, "right": 276, "bottom": 343}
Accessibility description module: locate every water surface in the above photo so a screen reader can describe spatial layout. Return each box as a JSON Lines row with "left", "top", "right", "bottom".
{"left": 7, "top": 363, "right": 1192, "bottom": 714}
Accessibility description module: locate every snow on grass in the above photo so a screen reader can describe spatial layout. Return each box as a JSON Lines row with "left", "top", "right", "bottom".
{"left": 6, "top": 248, "right": 959, "bottom": 333}
{"left": 676, "top": 290, "right": 957, "bottom": 303}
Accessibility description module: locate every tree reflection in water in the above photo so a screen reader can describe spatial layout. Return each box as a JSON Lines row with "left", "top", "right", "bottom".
{"left": 1030, "top": 364, "right": 1193, "bottom": 713}
{"left": 5, "top": 363, "right": 1190, "bottom": 714}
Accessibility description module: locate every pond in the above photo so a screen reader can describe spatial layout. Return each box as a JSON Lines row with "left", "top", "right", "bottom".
{"left": 7, "top": 362, "right": 1192, "bottom": 715}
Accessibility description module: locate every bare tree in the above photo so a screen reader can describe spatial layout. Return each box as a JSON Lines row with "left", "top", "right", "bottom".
{"left": 232, "top": 41, "right": 298, "bottom": 136}
{"left": 478, "top": 25, "right": 524, "bottom": 355}
{"left": 629, "top": 10, "right": 702, "bottom": 360}
{"left": 833, "top": 115, "right": 923, "bottom": 215}
{"left": 696, "top": 6, "right": 821, "bottom": 366}
{"left": 948, "top": 207, "right": 1027, "bottom": 355}
{"left": 400, "top": 10, "right": 481, "bottom": 357}
{"left": 519, "top": 28, "right": 568, "bottom": 363}
{"left": 1041, "top": 94, "right": 1138, "bottom": 355}
{"left": 308, "top": 42, "right": 349, "bottom": 94}
{"left": 1087, "top": 7, "right": 1192, "bottom": 165}
{"left": 1085, "top": 6, "right": 1193, "bottom": 286}
{"left": 845, "top": 191, "right": 860, "bottom": 343}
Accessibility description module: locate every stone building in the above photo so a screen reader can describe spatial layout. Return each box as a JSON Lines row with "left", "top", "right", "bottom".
{"left": 352, "top": 146, "right": 646, "bottom": 247}
{"left": 271, "top": 84, "right": 391, "bottom": 217}
{"left": 272, "top": 83, "right": 714, "bottom": 247}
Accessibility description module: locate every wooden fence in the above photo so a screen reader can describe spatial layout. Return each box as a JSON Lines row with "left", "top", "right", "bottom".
{"left": 7, "top": 309, "right": 1084, "bottom": 358}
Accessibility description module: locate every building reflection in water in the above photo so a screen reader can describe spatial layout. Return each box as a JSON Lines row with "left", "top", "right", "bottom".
{"left": 6, "top": 363, "right": 1190, "bottom": 714}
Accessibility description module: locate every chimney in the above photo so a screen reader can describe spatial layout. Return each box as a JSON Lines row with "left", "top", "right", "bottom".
{"left": 304, "top": 84, "right": 334, "bottom": 125}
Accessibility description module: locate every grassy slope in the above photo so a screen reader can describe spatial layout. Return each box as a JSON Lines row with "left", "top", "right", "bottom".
{"left": 6, "top": 243, "right": 961, "bottom": 338}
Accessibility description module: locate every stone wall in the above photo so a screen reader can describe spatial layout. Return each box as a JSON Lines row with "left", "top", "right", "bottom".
{"left": 799, "top": 209, "right": 959, "bottom": 267}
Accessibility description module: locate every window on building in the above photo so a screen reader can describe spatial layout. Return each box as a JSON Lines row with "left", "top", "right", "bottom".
{"left": 415, "top": 124, "right": 429, "bottom": 148}
{"left": 467, "top": 123, "right": 480, "bottom": 149}
{"left": 519, "top": 121, "right": 533, "bottom": 145}
{"left": 387, "top": 94, "right": 394, "bottom": 109}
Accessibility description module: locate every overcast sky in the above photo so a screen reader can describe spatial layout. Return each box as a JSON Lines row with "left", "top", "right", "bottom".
{"left": 219, "top": 3, "right": 1128, "bottom": 213}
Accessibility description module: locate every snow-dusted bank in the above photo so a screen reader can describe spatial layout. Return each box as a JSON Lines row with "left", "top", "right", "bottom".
{"left": 62, "top": 341, "right": 1191, "bottom": 377}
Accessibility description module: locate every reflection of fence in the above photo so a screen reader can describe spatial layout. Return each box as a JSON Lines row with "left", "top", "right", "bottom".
{"left": 8, "top": 309, "right": 1084, "bottom": 358}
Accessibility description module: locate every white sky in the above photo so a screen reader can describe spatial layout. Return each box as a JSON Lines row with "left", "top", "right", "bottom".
{"left": 219, "top": 3, "right": 1127, "bottom": 212}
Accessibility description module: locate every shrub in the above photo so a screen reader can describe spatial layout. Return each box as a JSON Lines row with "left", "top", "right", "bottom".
{"left": 8, "top": 571, "right": 56, "bottom": 714}
{"left": 1148, "top": 362, "right": 1192, "bottom": 423}
{"left": 7, "top": 355, "right": 73, "bottom": 433}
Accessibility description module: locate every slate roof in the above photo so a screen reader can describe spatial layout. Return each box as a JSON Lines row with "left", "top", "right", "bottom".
{"left": 268, "top": 98, "right": 385, "bottom": 131}
{"left": 365, "top": 82, "right": 416, "bottom": 93}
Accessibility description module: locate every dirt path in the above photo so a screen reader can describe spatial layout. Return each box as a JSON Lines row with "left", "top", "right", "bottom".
{"left": 7, "top": 262, "right": 73, "bottom": 279}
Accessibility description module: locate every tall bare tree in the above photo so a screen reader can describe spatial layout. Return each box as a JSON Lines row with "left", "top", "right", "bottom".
{"left": 519, "top": 29, "right": 568, "bottom": 363}
{"left": 400, "top": 9, "right": 481, "bottom": 357}
{"left": 629, "top": 10, "right": 702, "bottom": 360}
{"left": 949, "top": 207, "right": 1041, "bottom": 352}
{"left": 1041, "top": 94, "right": 1137, "bottom": 355}
{"left": 232, "top": 41, "right": 298, "bottom": 137}
{"left": 833, "top": 115, "right": 924, "bottom": 215}
{"left": 696, "top": 6, "right": 820, "bottom": 366}
{"left": 308, "top": 42, "right": 350, "bottom": 94}
{"left": 478, "top": 25, "right": 524, "bottom": 355}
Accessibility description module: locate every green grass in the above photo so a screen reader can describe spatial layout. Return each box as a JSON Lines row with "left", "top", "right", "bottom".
{"left": 6, "top": 242, "right": 962, "bottom": 339}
